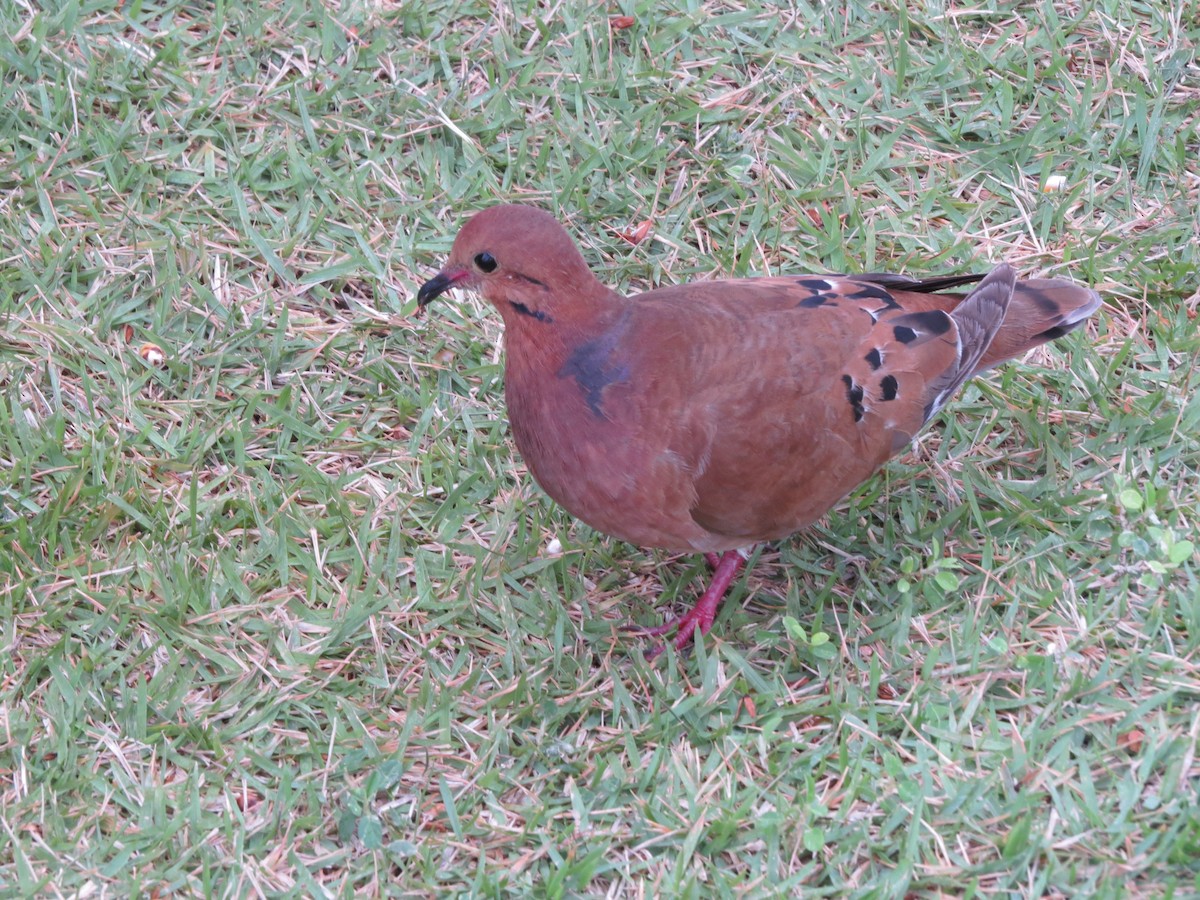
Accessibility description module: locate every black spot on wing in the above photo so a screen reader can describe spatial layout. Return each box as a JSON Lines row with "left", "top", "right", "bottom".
{"left": 844, "top": 283, "right": 902, "bottom": 309}
{"left": 795, "top": 278, "right": 833, "bottom": 291}
{"left": 793, "top": 278, "right": 837, "bottom": 309}
{"left": 796, "top": 293, "right": 834, "bottom": 308}
{"left": 893, "top": 309, "right": 953, "bottom": 343}
{"left": 902, "top": 312, "right": 950, "bottom": 336}
{"left": 864, "top": 347, "right": 883, "bottom": 370}
{"left": 558, "top": 316, "right": 632, "bottom": 417}
{"left": 900, "top": 310, "right": 953, "bottom": 335}
{"left": 880, "top": 374, "right": 898, "bottom": 401}
{"left": 842, "top": 374, "right": 865, "bottom": 423}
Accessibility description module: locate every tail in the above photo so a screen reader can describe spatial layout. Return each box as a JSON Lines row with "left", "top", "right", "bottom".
{"left": 913, "top": 263, "right": 1016, "bottom": 421}
{"left": 858, "top": 264, "right": 1099, "bottom": 445}
{"left": 975, "top": 277, "right": 1102, "bottom": 372}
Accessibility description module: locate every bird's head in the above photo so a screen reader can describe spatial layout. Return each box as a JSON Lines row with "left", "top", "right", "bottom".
{"left": 416, "top": 204, "right": 608, "bottom": 323}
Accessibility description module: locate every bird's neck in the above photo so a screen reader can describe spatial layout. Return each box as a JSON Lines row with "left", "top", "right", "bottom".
{"left": 497, "top": 283, "right": 626, "bottom": 372}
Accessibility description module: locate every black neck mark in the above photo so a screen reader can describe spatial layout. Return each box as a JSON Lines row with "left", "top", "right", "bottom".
{"left": 510, "top": 301, "right": 553, "bottom": 323}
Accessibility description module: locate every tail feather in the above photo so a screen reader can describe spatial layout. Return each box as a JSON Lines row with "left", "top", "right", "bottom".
{"left": 920, "top": 263, "right": 1016, "bottom": 420}
{"left": 976, "top": 278, "right": 1102, "bottom": 372}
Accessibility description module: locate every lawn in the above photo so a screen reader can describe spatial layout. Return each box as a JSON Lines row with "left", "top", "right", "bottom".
{"left": 1, "top": 1, "right": 1198, "bottom": 896}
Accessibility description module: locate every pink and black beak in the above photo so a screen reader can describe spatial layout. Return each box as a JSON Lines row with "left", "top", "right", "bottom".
{"left": 416, "top": 266, "right": 470, "bottom": 311}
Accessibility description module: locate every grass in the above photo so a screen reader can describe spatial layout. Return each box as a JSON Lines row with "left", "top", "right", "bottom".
{"left": 1, "top": 0, "right": 1197, "bottom": 896}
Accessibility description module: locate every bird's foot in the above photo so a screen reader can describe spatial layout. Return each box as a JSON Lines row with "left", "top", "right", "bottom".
{"left": 641, "top": 550, "right": 745, "bottom": 660}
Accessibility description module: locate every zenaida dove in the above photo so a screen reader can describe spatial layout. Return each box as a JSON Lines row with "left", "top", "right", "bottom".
{"left": 417, "top": 205, "right": 1100, "bottom": 658}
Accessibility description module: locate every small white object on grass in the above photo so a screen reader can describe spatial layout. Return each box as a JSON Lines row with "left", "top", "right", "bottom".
{"left": 545, "top": 537, "right": 563, "bottom": 556}
{"left": 1042, "top": 174, "right": 1068, "bottom": 193}
{"left": 138, "top": 342, "right": 166, "bottom": 367}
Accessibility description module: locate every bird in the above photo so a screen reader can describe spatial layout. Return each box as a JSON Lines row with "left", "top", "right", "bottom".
{"left": 416, "top": 204, "right": 1101, "bottom": 658}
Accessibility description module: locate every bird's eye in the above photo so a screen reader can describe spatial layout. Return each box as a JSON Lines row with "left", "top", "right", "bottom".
{"left": 474, "top": 252, "right": 497, "bottom": 273}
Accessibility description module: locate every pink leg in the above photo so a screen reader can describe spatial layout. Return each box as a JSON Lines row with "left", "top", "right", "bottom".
{"left": 642, "top": 550, "right": 746, "bottom": 659}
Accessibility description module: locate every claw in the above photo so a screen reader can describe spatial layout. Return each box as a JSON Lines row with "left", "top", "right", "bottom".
{"left": 640, "top": 550, "right": 746, "bottom": 659}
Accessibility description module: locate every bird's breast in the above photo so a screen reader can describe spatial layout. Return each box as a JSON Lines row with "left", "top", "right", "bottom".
{"left": 501, "top": 343, "right": 718, "bottom": 550}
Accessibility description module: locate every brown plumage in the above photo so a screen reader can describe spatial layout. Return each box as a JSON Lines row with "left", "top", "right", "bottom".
{"left": 417, "top": 204, "right": 1101, "bottom": 656}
